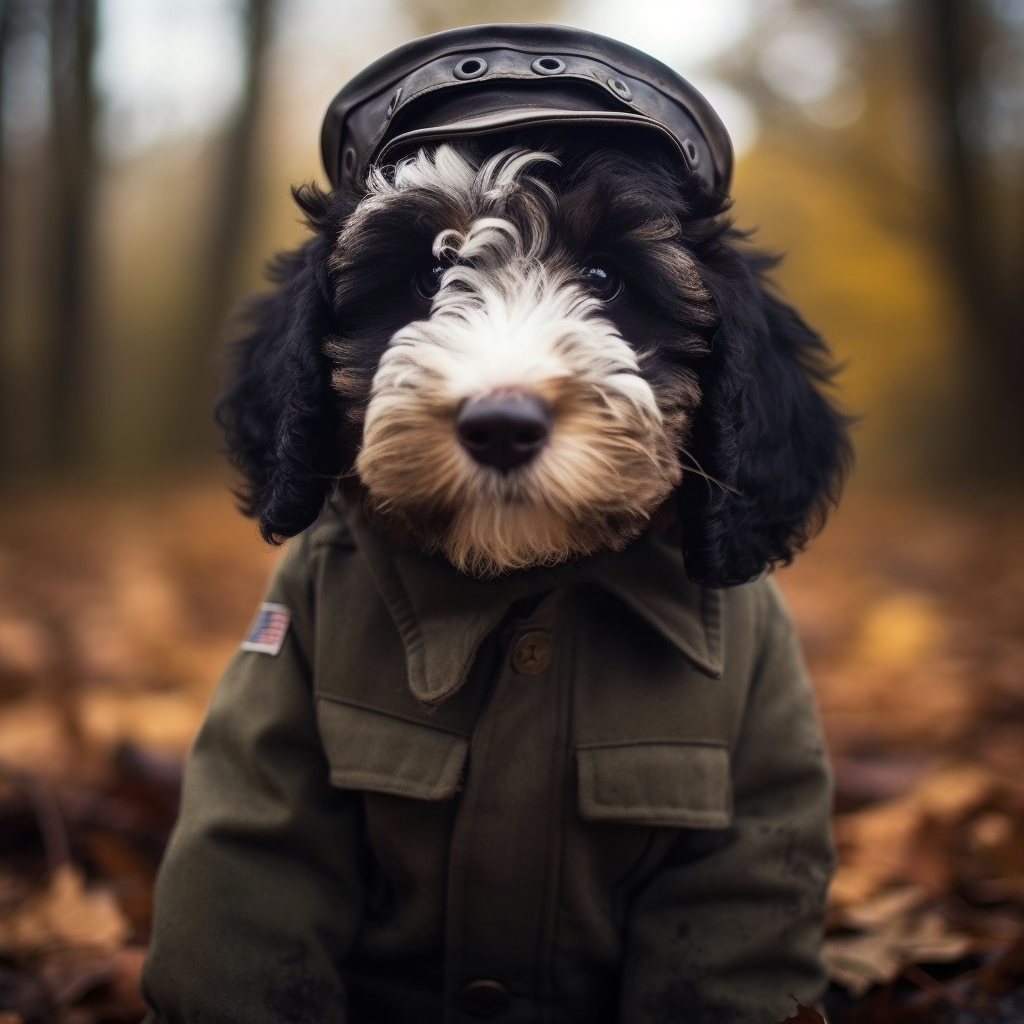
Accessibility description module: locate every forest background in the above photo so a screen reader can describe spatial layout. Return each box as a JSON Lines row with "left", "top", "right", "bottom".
{"left": 1, "top": 0, "right": 1023, "bottom": 1021}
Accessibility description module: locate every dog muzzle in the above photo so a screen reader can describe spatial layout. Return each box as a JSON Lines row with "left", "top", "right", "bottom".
{"left": 320, "top": 23, "right": 734, "bottom": 194}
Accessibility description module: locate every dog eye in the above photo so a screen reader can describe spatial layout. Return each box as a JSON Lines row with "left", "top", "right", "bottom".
{"left": 580, "top": 260, "right": 623, "bottom": 301}
{"left": 413, "top": 261, "right": 447, "bottom": 299}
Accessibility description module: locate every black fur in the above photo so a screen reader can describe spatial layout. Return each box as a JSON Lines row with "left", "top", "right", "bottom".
{"left": 678, "top": 255, "right": 851, "bottom": 586}
{"left": 216, "top": 142, "right": 851, "bottom": 586}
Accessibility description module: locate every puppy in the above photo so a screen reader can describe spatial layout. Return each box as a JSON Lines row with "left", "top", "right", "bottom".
{"left": 226, "top": 140, "right": 845, "bottom": 586}
{"left": 143, "top": 27, "right": 849, "bottom": 1024}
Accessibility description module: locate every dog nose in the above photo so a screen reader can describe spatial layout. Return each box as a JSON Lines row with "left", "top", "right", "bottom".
{"left": 457, "top": 392, "right": 552, "bottom": 471}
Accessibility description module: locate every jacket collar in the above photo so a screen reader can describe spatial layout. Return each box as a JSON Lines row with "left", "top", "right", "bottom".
{"left": 343, "top": 502, "right": 722, "bottom": 705}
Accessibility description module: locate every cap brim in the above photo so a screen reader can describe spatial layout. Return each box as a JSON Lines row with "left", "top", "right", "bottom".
{"left": 377, "top": 108, "right": 691, "bottom": 168}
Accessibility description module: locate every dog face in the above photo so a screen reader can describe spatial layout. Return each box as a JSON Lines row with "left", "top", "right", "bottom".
{"left": 325, "top": 145, "right": 717, "bottom": 575}
{"left": 218, "top": 137, "right": 850, "bottom": 586}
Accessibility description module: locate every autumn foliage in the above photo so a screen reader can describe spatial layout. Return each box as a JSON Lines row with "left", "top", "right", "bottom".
{"left": 1, "top": 479, "right": 1024, "bottom": 1022}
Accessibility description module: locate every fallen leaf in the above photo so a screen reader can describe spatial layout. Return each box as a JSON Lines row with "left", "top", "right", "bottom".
{"left": 0, "top": 866, "right": 128, "bottom": 956}
{"left": 839, "top": 887, "right": 928, "bottom": 930}
{"left": 34, "top": 947, "right": 117, "bottom": 1006}
{"left": 825, "top": 931, "right": 909, "bottom": 997}
{"left": 77, "top": 945, "right": 148, "bottom": 1022}
{"left": 825, "top": 887, "right": 975, "bottom": 996}
{"left": 830, "top": 762, "right": 996, "bottom": 908}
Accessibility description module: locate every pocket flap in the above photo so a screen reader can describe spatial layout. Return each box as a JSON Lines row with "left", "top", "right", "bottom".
{"left": 577, "top": 741, "right": 732, "bottom": 828}
{"left": 316, "top": 698, "right": 468, "bottom": 801}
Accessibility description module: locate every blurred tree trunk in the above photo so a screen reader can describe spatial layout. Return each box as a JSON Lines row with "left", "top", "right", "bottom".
{"left": 916, "top": 0, "right": 1024, "bottom": 480}
{"left": 0, "top": 0, "right": 33, "bottom": 473}
{"left": 0, "top": 0, "right": 8, "bottom": 256}
{"left": 167, "top": 0, "right": 276, "bottom": 459}
{"left": 44, "top": 0, "right": 99, "bottom": 469}
{"left": 0, "top": 0, "right": 10, "bottom": 464}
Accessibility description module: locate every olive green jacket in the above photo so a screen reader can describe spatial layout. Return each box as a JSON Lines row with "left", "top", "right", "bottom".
{"left": 142, "top": 501, "right": 832, "bottom": 1024}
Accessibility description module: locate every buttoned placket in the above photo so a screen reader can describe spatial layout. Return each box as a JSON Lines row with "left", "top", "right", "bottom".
{"left": 443, "top": 591, "right": 572, "bottom": 1023}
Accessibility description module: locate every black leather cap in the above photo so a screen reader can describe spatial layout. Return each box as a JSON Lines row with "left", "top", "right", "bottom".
{"left": 321, "top": 23, "right": 733, "bottom": 194}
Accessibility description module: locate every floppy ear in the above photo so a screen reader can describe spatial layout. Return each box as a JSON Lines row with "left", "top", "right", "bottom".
{"left": 215, "top": 227, "right": 341, "bottom": 543}
{"left": 678, "top": 253, "right": 852, "bottom": 587}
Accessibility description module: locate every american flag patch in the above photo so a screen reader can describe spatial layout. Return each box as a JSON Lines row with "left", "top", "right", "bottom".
{"left": 240, "top": 602, "right": 291, "bottom": 656}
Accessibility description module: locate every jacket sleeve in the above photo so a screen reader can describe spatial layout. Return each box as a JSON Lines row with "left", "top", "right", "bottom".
{"left": 141, "top": 534, "right": 363, "bottom": 1024}
{"left": 618, "top": 580, "right": 833, "bottom": 1024}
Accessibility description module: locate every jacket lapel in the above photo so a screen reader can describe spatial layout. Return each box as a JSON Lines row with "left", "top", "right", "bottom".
{"left": 344, "top": 501, "right": 721, "bottom": 705}
{"left": 346, "top": 507, "right": 557, "bottom": 705}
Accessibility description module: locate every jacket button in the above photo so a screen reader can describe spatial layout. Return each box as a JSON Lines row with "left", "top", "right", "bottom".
{"left": 510, "top": 629, "right": 552, "bottom": 674}
{"left": 458, "top": 979, "right": 511, "bottom": 1017}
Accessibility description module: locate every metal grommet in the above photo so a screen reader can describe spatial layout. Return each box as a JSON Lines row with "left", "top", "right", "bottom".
{"left": 606, "top": 76, "right": 632, "bottom": 101}
{"left": 453, "top": 56, "right": 488, "bottom": 80}
{"left": 531, "top": 55, "right": 566, "bottom": 76}
{"left": 681, "top": 138, "right": 700, "bottom": 167}
{"left": 385, "top": 87, "right": 402, "bottom": 119}
{"left": 342, "top": 147, "right": 356, "bottom": 177}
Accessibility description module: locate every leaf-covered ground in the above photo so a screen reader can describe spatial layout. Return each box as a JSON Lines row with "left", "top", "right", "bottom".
{"left": 0, "top": 478, "right": 1022, "bottom": 1023}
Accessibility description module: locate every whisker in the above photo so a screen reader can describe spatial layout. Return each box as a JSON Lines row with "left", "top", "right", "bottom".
{"left": 678, "top": 448, "right": 744, "bottom": 498}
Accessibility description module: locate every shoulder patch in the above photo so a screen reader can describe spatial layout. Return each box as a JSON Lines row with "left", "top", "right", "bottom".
{"left": 241, "top": 602, "right": 291, "bottom": 655}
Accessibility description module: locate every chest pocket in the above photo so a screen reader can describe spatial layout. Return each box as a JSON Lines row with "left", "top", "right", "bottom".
{"left": 316, "top": 697, "right": 469, "bottom": 801}
{"left": 576, "top": 740, "right": 733, "bottom": 829}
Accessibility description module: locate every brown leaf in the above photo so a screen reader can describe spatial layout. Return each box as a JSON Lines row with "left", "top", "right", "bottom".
{"left": 826, "top": 887, "right": 976, "bottom": 996}
{"left": 79, "top": 945, "right": 148, "bottom": 1022}
{"left": 0, "top": 865, "right": 128, "bottom": 956}
{"left": 34, "top": 947, "right": 118, "bottom": 1006}
{"left": 826, "top": 931, "right": 908, "bottom": 997}
{"left": 831, "top": 762, "right": 995, "bottom": 908}
{"left": 38, "top": 945, "right": 149, "bottom": 1024}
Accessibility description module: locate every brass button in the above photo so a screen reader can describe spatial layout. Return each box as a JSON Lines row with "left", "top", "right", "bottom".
{"left": 511, "top": 630, "right": 552, "bottom": 675}
{"left": 458, "top": 979, "right": 511, "bottom": 1018}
